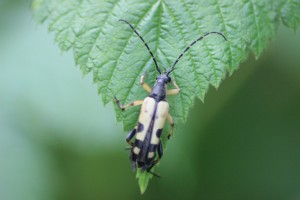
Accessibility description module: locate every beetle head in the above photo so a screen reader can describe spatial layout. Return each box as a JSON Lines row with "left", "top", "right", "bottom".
{"left": 156, "top": 73, "right": 171, "bottom": 84}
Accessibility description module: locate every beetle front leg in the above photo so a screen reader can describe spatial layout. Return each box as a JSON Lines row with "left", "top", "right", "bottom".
{"left": 140, "top": 74, "right": 152, "bottom": 93}
{"left": 167, "top": 113, "right": 174, "bottom": 140}
{"left": 114, "top": 97, "right": 143, "bottom": 111}
{"left": 167, "top": 80, "right": 180, "bottom": 96}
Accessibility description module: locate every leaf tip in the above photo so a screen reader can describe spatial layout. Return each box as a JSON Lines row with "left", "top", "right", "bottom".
{"left": 136, "top": 169, "right": 152, "bottom": 194}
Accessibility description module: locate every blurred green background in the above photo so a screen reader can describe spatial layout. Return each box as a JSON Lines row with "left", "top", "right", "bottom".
{"left": 1, "top": 1, "right": 300, "bottom": 200}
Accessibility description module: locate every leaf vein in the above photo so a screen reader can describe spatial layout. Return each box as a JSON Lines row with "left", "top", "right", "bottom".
{"left": 181, "top": 0, "right": 219, "bottom": 86}
{"left": 80, "top": 0, "right": 121, "bottom": 67}
{"left": 215, "top": 0, "right": 233, "bottom": 68}
{"left": 164, "top": 2, "right": 202, "bottom": 92}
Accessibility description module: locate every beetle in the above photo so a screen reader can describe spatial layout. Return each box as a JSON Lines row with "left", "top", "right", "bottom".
{"left": 115, "top": 19, "right": 226, "bottom": 175}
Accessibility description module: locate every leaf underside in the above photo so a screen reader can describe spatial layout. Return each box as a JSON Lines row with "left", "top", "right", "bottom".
{"left": 32, "top": 0, "right": 300, "bottom": 193}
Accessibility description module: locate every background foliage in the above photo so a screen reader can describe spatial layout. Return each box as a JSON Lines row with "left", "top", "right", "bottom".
{"left": 31, "top": 0, "right": 300, "bottom": 190}
{"left": 0, "top": 0, "right": 300, "bottom": 198}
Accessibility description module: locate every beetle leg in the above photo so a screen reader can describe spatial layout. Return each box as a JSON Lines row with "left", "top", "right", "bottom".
{"left": 167, "top": 113, "right": 174, "bottom": 140}
{"left": 126, "top": 127, "right": 137, "bottom": 146}
{"left": 167, "top": 80, "right": 180, "bottom": 96}
{"left": 146, "top": 161, "right": 158, "bottom": 173}
{"left": 148, "top": 171, "right": 161, "bottom": 178}
{"left": 114, "top": 97, "right": 143, "bottom": 111}
{"left": 151, "top": 141, "right": 164, "bottom": 167}
{"left": 140, "top": 75, "right": 152, "bottom": 93}
{"left": 146, "top": 141, "right": 163, "bottom": 175}
{"left": 130, "top": 151, "right": 137, "bottom": 171}
{"left": 157, "top": 140, "right": 163, "bottom": 159}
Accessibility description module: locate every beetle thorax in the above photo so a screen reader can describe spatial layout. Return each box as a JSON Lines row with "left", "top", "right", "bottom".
{"left": 150, "top": 83, "right": 166, "bottom": 101}
{"left": 149, "top": 74, "right": 170, "bottom": 102}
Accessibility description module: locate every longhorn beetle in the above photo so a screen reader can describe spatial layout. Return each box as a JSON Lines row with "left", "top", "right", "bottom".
{"left": 115, "top": 19, "right": 227, "bottom": 175}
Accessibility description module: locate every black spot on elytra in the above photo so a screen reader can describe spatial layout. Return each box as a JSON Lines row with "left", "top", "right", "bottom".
{"left": 134, "top": 139, "right": 143, "bottom": 148}
{"left": 137, "top": 123, "right": 144, "bottom": 132}
{"left": 156, "top": 129, "right": 163, "bottom": 138}
{"left": 149, "top": 144, "right": 157, "bottom": 152}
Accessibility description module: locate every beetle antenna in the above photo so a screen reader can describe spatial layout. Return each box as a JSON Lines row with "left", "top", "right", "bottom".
{"left": 167, "top": 32, "right": 227, "bottom": 75}
{"left": 119, "top": 19, "right": 162, "bottom": 74}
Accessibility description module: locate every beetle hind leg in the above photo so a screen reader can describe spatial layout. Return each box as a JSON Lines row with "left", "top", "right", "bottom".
{"left": 148, "top": 171, "right": 161, "bottom": 178}
{"left": 130, "top": 151, "right": 137, "bottom": 171}
{"left": 147, "top": 141, "right": 163, "bottom": 170}
{"left": 157, "top": 140, "right": 163, "bottom": 159}
{"left": 126, "top": 127, "right": 137, "bottom": 146}
{"left": 167, "top": 114, "right": 175, "bottom": 140}
{"left": 146, "top": 141, "right": 163, "bottom": 177}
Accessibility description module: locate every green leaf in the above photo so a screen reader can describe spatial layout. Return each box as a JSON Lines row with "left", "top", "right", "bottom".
{"left": 280, "top": 0, "right": 300, "bottom": 30}
{"left": 136, "top": 169, "right": 152, "bottom": 194}
{"left": 31, "top": 0, "right": 300, "bottom": 193}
